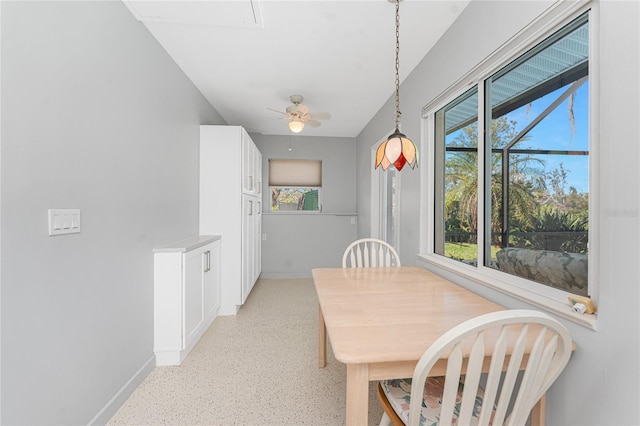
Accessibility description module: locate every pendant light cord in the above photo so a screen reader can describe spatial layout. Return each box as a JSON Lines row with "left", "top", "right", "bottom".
{"left": 374, "top": 0, "right": 417, "bottom": 171}
{"left": 394, "top": 0, "right": 401, "bottom": 130}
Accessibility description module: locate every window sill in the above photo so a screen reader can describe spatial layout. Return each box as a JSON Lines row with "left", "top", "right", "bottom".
{"left": 262, "top": 212, "right": 357, "bottom": 216}
{"left": 417, "top": 253, "right": 598, "bottom": 331}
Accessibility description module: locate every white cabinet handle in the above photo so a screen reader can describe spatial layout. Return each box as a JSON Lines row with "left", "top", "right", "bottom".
{"left": 204, "top": 250, "right": 211, "bottom": 272}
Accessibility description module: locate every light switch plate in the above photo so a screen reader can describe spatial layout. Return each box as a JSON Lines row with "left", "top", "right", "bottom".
{"left": 48, "top": 209, "right": 81, "bottom": 236}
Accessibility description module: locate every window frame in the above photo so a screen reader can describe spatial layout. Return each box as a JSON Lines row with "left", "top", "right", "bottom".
{"left": 418, "top": 1, "right": 598, "bottom": 330}
{"left": 433, "top": 86, "right": 479, "bottom": 263}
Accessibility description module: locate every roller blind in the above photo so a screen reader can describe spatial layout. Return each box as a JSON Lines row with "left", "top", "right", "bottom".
{"left": 268, "top": 159, "right": 322, "bottom": 187}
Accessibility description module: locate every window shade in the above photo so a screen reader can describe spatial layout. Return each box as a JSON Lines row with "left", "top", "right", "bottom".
{"left": 268, "top": 159, "right": 322, "bottom": 187}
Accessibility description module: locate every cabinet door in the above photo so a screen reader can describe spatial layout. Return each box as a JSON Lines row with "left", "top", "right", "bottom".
{"left": 255, "top": 200, "right": 262, "bottom": 283}
{"left": 242, "top": 195, "right": 255, "bottom": 303}
{"left": 183, "top": 248, "right": 205, "bottom": 347}
{"left": 254, "top": 145, "right": 262, "bottom": 195}
{"left": 203, "top": 241, "right": 220, "bottom": 321}
{"left": 242, "top": 132, "right": 255, "bottom": 194}
{"left": 242, "top": 131, "right": 262, "bottom": 195}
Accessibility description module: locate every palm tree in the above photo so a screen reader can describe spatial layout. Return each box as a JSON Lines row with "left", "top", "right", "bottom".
{"left": 444, "top": 116, "right": 545, "bottom": 247}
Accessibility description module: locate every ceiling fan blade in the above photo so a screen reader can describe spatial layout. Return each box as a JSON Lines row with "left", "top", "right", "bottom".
{"left": 267, "top": 107, "right": 287, "bottom": 115}
{"left": 305, "top": 120, "right": 322, "bottom": 128}
{"left": 309, "top": 112, "right": 331, "bottom": 121}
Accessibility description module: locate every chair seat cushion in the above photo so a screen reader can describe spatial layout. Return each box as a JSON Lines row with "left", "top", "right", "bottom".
{"left": 380, "top": 377, "right": 492, "bottom": 425}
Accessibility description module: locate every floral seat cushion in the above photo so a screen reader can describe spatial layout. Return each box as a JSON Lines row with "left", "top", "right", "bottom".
{"left": 380, "top": 377, "right": 494, "bottom": 425}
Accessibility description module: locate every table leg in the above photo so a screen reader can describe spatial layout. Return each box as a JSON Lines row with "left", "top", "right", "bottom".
{"left": 346, "top": 363, "right": 369, "bottom": 425}
{"left": 530, "top": 394, "right": 546, "bottom": 426}
{"left": 318, "top": 304, "right": 327, "bottom": 368}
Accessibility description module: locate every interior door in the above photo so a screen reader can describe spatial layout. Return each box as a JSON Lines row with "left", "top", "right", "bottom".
{"left": 241, "top": 195, "right": 255, "bottom": 303}
{"left": 379, "top": 169, "right": 400, "bottom": 249}
{"left": 371, "top": 144, "right": 401, "bottom": 254}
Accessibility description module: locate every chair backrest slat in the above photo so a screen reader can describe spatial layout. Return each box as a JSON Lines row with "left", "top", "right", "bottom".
{"left": 509, "top": 328, "right": 555, "bottom": 425}
{"left": 364, "top": 242, "right": 371, "bottom": 267}
{"left": 492, "top": 324, "right": 530, "bottom": 425}
{"left": 478, "top": 325, "right": 509, "bottom": 425}
{"left": 531, "top": 334, "right": 560, "bottom": 401}
{"left": 457, "top": 331, "right": 486, "bottom": 425}
{"left": 439, "top": 343, "right": 464, "bottom": 426}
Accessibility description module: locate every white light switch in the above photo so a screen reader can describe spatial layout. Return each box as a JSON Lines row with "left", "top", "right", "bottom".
{"left": 48, "top": 209, "right": 81, "bottom": 236}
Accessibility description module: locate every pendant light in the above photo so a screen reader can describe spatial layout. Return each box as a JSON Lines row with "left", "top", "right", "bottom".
{"left": 375, "top": 0, "right": 418, "bottom": 171}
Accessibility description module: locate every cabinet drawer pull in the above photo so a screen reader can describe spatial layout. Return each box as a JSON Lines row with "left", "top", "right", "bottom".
{"left": 204, "top": 250, "right": 211, "bottom": 272}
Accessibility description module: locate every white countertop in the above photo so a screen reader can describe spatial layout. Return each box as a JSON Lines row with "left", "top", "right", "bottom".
{"left": 153, "top": 235, "right": 221, "bottom": 253}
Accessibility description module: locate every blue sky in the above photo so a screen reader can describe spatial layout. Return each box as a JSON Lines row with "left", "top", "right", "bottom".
{"left": 507, "top": 83, "right": 589, "bottom": 193}
{"left": 444, "top": 82, "right": 590, "bottom": 195}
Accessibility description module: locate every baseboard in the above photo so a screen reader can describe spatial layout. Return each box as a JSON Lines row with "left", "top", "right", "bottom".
{"left": 88, "top": 354, "right": 156, "bottom": 425}
{"left": 218, "top": 304, "right": 240, "bottom": 316}
{"left": 258, "top": 272, "right": 313, "bottom": 279}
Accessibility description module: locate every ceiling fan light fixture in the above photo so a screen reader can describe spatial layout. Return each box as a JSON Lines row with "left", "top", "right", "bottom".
{"left": 288, "top": 119, "right": 304, "bottom": 133}
{"left": 269, "top": 94, "right": 330, "bottom": 134}
{"left": 268, "top": 94, "right": 331, "bottom": 133}
{"left": 374, "top": 0, "right": 418, "bottom": 172}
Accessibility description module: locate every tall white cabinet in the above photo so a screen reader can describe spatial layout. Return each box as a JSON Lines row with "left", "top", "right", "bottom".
{"left": 200, "top": 125, "right": 262, "bottom": 315}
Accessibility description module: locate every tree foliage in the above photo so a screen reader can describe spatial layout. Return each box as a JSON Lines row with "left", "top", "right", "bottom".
{"left": 444, "top": 116, "right": 588, "bottom": 253}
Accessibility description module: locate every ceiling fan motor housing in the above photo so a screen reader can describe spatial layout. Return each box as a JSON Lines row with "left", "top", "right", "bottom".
{"left": 289, "top": 95, "right": 303, "bottom": 105}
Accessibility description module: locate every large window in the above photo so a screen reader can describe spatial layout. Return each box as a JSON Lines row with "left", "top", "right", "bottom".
{"left": 432, "top": 13, "right": 590, "bottom": 298}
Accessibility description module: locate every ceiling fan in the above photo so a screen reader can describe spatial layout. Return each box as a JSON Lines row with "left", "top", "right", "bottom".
{"left": 268, "top": 95, "right": 331, "bottom": 133}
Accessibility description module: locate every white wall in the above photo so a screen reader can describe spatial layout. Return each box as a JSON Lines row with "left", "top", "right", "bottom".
{"left": 253, "top": 134, "right": 357, "bottom": 277}
{"left": 1, "top": 2, "right": 225, "bottom": 424}
{"left": 356, "top": 1, "right": 640, "bottom": 424}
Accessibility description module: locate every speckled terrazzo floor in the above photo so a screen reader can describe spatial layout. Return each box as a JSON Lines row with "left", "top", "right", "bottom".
{"left": 107, "top": 278, "right": 384, "bottom": 426}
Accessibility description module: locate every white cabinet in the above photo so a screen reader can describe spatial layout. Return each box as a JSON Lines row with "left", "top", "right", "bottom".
{"left": 200, "top": 125, "right": 262, "bottom": 315}
{"left": 154, "top": 235, "right": 221, "bottom": 366}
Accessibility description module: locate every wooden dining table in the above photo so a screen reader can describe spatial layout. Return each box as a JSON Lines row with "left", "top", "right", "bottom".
{"left": 312, "top": 266, "right": 548, "bottom": 426}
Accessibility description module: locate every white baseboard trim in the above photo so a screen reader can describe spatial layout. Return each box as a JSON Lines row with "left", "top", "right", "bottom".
{"left": 258, "top": 272, "right": 313, "bottom": 279}
{"left": 88, "top": 354, "right": 155, "bottom": 425}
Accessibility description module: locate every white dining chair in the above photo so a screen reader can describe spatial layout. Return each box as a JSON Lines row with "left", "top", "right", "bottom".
{"left": 342, "top": 238, "right": 401, "bottom": 268}
{"left": 377, "top": 309, "right": 573, "bottom": 426}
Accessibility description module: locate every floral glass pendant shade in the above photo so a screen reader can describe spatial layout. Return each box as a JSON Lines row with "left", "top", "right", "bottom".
{"left": 375, "top": 0, "right": 418, "bottom": 172}
{"left": 375, "top": 129, "right": 417, "bottom": 171}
